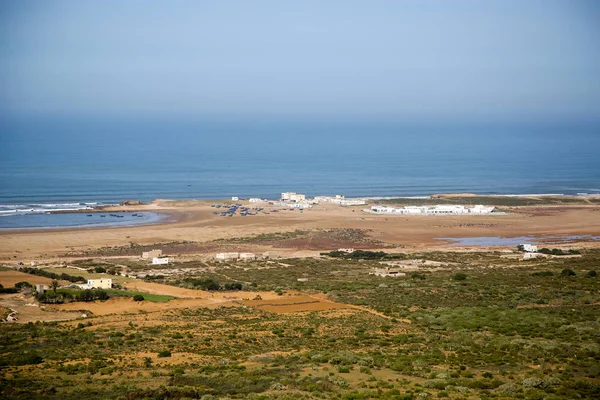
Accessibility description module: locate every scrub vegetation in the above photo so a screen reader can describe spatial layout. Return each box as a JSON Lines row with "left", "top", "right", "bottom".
{"left": 1, "top": 249, "right": 599, "bottom": 399}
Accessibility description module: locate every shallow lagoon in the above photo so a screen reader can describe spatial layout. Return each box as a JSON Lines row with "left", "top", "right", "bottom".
{"left": 438, "top": 235, "right": 600, "bottom": 246}
{"left": 0, "top": 211, "right": 167, "bottom": 230}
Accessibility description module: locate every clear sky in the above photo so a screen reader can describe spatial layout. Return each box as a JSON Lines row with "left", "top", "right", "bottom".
{"left": 1, "top": 0, "right": 599, "bottom": 120}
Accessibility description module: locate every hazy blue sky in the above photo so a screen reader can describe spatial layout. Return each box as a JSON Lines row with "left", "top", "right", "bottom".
{"left": 1, "top": 1, "right": 599, "bottom": 120}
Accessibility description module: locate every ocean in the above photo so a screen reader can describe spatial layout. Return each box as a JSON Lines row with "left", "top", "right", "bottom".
{"left": 1, "top": 114, "right": 599, "bottom": 227}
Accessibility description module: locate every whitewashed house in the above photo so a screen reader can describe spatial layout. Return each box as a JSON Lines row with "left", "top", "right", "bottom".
{"left": 152, "top": 257, "right": 169, "bottom": 265}
{"left": 520, "top": 244, "right": 538, "bottom": 253}
{"left": 281, "top": 192, "right": 306, "bottom": 202}
{"left": 87, "top": 278, "right": 112, "bottom": 289}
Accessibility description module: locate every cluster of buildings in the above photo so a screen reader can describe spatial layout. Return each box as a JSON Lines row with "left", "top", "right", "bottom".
{"left": 215, "top": 252, "right": 257, "bottom": 261}
{"left": 368, "top": 204, "right": 496, "bottom": 215}
{"left": 226, "top": 192, "right": 368, "bottom": 210}
{"left": 314, "top": 195, "right": 366, "bottom": 206}
{"left": 274, "top": 192, "right": 366, "bottom": 209}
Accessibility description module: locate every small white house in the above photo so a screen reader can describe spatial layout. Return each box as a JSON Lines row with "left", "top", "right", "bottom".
{"left": 281, "top": 192, "right": 306, "bottom": 202}
{"left": 152, "top": 257, "right": 169, "bottom": 265}
{"left": 248, "top": 198, "right": 263, "bottom": 203}
{"left": 87, "top": 278, "right": 112, "bottom": 289}
{"left": 520, "top": 244, "right": 538, "bottom": 253}
{"left": 232, "top": 196, "right": 239, "bottom": 201}
{"left": 338, "top": 248, "right": 355, "bottom": 253}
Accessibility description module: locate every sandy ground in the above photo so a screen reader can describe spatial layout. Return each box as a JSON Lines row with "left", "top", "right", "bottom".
{"left": 0, "top": 293, "right": 83, "bottom": 323}
{"left": 0, "top": 270, "right": 59, "bottom": 287}
{"left": 1, "top": 199, "right": 600, "bottom": 263}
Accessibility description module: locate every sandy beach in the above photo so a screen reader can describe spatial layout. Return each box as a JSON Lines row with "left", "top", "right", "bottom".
{"left": 1, "top": 197, "right": 600, "bottom": 263}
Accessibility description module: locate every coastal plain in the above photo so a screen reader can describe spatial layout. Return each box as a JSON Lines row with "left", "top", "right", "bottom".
{"left": 2, "top": 196, "right": 600, "bottom": 262}
{"left": 1, "top": 195, "right": 599, "bottom": 399}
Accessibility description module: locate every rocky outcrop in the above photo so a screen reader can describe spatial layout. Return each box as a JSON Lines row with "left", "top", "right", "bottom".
{"left": 120, "top": 200, "right": 142, "bottom": 206}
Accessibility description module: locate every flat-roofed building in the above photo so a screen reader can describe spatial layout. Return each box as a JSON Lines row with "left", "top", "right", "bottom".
{"left": 87, "top": 278, "right": 112, "bottom": 289}
{"left": 281, "top": 192, "right": 306, "bottom": 202}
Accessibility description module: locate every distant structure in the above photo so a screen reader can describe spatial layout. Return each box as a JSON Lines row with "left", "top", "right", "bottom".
{"left": 297, "top": 278, "right": 309, "bottom": 282}
{"left": 216, "top": 252, "right": 240, "bottom": 261}
{"left": 315, "top": 195, "right": 366, "bottom": 206}
{"left": 368, "top": 205, "right": 495, "bottom": 215}
{"left": 248, "top": 198, "right": 263, "bottom": 203}
{"left": 281, "top": 192, "right": 306, "bottom": 202}
{"left": 142, "top": 249, "right": 162, "bottom": 259}
{"left": 338, "top": 248, "right": 355, "bottom": 253}
{"left": 86, "top": 278, "right": 112, "bottom": 289}
{"left": 371, "top": 267, "right": 406, "bottom": 277}
{"left": 152, "top": 257, "right": 169, "bottom": 265}
{"left": 523, "top": 252, "right": 542, "bottom": 260}
{"left": 263, "top": 251, "right": 279, "bottom": 259}
{"left": 273, "top": 201, "right": 312, "bottom": 209}
{"left": 35, "top": 284, "right": 46, "bottom": 294}
{"left": 232, "top": 196, "right": 239, "bottom": 201}
{"left": 239, "top": 252, "right": 256, "bottom": 261}
{"left": 519, "top": 244, "right": 538, "bottom": 253}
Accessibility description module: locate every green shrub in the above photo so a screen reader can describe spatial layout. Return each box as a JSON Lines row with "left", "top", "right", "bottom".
{"left": 133, "top": 294, "right": 145, "bottom": 301}
{"left": 158, "top": 350, "right": 171, "bottom": 358}
{"left": 452, "top": 273, "right": 468, "bottom": 281}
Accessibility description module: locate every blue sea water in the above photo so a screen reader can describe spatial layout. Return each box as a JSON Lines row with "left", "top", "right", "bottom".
{"left": 0, "top": 114, "right": 599, "bottom": 228}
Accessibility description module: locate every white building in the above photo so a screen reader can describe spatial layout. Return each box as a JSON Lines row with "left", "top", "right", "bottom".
{"left": 142, "top": 249, "right": 162, "bottom": 259}
{"left": 315, "top": 195, "right": 366, "bottom": 206}
{"left": 248, "top": 198, "right": 263, "bottom": 203}
{"left": 216, "top": 252, "right": 240, "bottom": 261}
{"left": 152, "top": 257, "right": 169, "bottom": 265}
{"left": 520, "top": 244, "right": 538, "bottom": 253}
{"left": 281, "top": 192, "right": 306, "bottom": 202}
{"left": 338, "top": 248, "right": 355, "bottom": 253}
{"left": 231, "top": 196, "right": 239, "bottom": 201}
{"left": 239, "top": 252, "right": 256, "bottom": 261}
{"left": 523, "top": 252, "right": 542, "bottom": 260}
{"left": 273, "top": 201, "right": 312, "bottom": 209}
{"left": 87, "top": 278, "right": 112, "bottom": 289}
{"left": 368, "top": 205, "right": 495, "bottom": 215}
